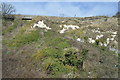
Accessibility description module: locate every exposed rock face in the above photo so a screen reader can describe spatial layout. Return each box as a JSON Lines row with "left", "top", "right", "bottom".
{"left": 32, "top": 20, "right": 51, "bottom": 30}
{"left": 59, "top": 25, "right": 79, "bottom": 34}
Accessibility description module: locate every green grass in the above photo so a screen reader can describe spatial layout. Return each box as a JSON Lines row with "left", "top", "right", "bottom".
{"left": 19, "top": 16, "right": 41, "bottom": 33}
{"left": 2, "top": 20, "right": 19, "bottom": 35}
{"left": 57, "top": 41, "right": 70, "bottom": 49}
{"left": 42, "top": 47, "right": 64, "bottom": 58}
{"left": 8, "top": 30, "right": 39, "bottom": 47}
{"left": 3, "top": 17, "right": 42, "bottom": 47}
{"left": 65, "top": 28, "right": 84, "bottom": 39}
{"left": 44, "top": 34, "right": 71, "bottom": 49}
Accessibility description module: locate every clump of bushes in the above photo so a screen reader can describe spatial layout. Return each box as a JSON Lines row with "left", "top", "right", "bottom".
{"left": 32, "top": 47, "right": 88, "bottom": 77}
{"left": 43, "top": 58, "right": 67, "bottom": 76}
{"left": 84, "top": 36, "right": 88, "bottom": 41}
{"left": 32, "top": 47, "right": 64, "bottom": 61}
{"left": 42, "top": 57, "right": 77, "bottom": 78}
{"left": 63, "top": 48, "right": 88, "bottom": 68}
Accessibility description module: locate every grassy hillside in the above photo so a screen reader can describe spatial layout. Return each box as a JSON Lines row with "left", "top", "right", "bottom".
{"left": 2, "top": 15, "right": 119, "bottom": 78}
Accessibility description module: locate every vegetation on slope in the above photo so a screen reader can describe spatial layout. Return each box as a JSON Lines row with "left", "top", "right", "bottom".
{"left": 2, "top": 15, "right": 118, "bottom": 78}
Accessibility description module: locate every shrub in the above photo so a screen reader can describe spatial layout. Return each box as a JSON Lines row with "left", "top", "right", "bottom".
{"left": 63, "top": 48, "right": 88, "bottom": 68}
{"left": 32, "top": 47, "right": 88, "bottom": 77}
{"left": 81, "top": 49, "right": 89, "bottom": 56}
{"left": 95, "top": 40, "right": 100, "bottom": 45}
{"left": 84, "top": 36, "right": 88, "bottom": 41}
{"left": 43, "top": 58, "right": 77, "bottom": 78}
{"left": 42, "top": 47, "right": 63, "bottom": 59}
{"left": 42, "top": 57, "right": 67, "bottom": 77}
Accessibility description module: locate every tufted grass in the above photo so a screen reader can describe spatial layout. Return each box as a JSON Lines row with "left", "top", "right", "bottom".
{"left": 8, "top": 30, "right": 39, "bottom": 47}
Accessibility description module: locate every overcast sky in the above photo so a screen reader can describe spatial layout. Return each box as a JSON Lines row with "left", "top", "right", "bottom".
{"left": 8, "top": 2, "right": 118, "bottom": 17}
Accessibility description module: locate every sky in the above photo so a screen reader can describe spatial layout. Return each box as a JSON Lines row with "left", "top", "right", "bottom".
{"left": 7, "top": 2, "right": 118, "bottom": 17}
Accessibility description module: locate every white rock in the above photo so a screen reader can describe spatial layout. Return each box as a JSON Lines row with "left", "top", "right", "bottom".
{"left": 77, "top": 38, "right": 84, "bottom": 42}
{"left": 111, "top": 35, "right": 116, "bottom": 38}
{"left": 88, "top": 72, "right": 91, "bottom": 74}
{"left": 64, "top": 25, "right": 79, "bottom": 30}
{"left": 104, "top": 43, "right": 107, "bottom": 47}
{"left": 106, "top": 38, "right": 110, "bottom": 45}
{"left": 77, "top": 38, "right": 81, "bottom": 41}
{"left": 59, "top": 28, "right": 67, "bottom": 34}
{"left": 59, "top": 25, "right": 62, "bottom": 28}
{"left": 112, "top": 31, "right": 117, "bottom": 35}
{"left": 107, "top": 38, "right": 110, "bottom": 41}
{"left": 59, "top": 25, "right": 79, "bottom": 34}
{"left": 88, "top": 38, "right": 95, "bottom": 44}
{"left": 99, "top": 42, "right": 103, "bottom": 46}
{"left": 32, "top": 20, "right": 51, "bottom": 30}
{"left": 92, "top": 29, "right": 100, "bottom": 33}
{"left": 110, "top": 38, "right": 114, "bottom": 41}
{"left": 96, "top": 34, "right": 103, "bottom": 40}
{"left": 106, "top": 31, "right": 111, "bottom": 33}
{"left": 100, "top": 34, "right": 104, "bottom": 37}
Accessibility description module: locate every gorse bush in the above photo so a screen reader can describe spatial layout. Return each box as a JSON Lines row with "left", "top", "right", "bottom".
{"left": 44, "top": 59, "right": 66, "bottom": 74}
{"left": 31, "top": 47, "right": 88, "bottom": 77}
{"left": 63, "top": 48, "right": 88, "bottom": 68}
{"left": 63, "top": 48, "right": 81, "bottom": 67}
{"left": 42, "top": 57, "right": 77, "bottom": 77}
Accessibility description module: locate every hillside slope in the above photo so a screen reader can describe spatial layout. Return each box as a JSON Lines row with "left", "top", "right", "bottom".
{"left": 2, "top": 16, "right": 119, "bottom": 78}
